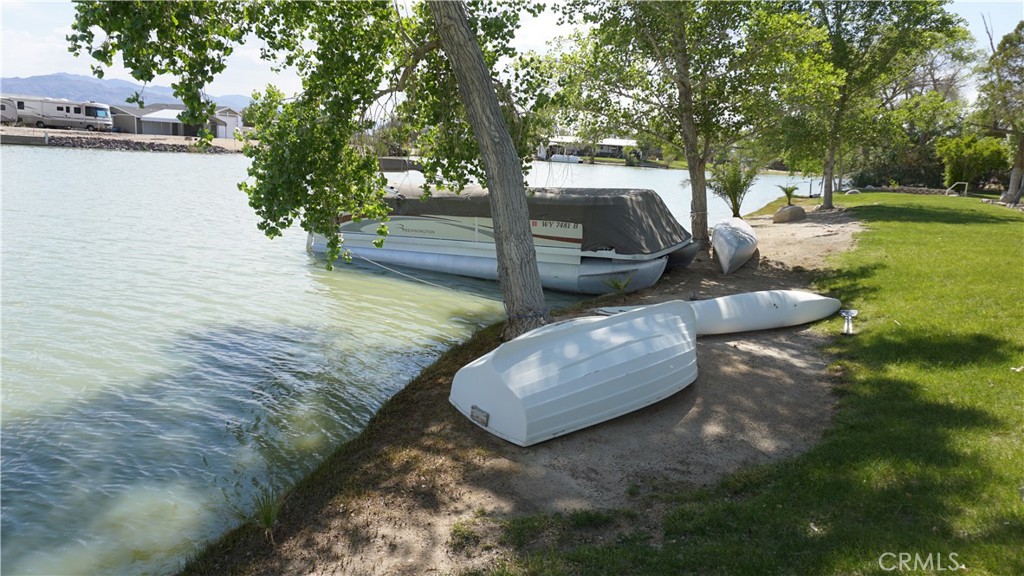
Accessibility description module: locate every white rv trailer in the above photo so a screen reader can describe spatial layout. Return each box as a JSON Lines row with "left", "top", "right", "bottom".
{"left": 0, "top": 98, "right": 17, "bottom": 124}
{"left": 5, "top": 95, "right": 113, "bottom": 132}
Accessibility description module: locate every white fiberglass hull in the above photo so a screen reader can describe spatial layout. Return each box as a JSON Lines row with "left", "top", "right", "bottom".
{"left": 450, "top": 300, "right": 698, "bottom": 446}
{"left": 713, "top": 218, "right": 758, "bottom": 274}
{"left": 595, "top": 290, "right": 841, "bottom": 336}
{"left": 688, "top": 290, "right": 841, "bottom": 335}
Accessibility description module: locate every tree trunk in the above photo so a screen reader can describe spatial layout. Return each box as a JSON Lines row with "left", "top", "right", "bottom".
{"left": 671, "top": 25, "right": 709, "bottom": 249}
{"left": 1001, "top": 133, "right": 1024, "bottom": 204}
{"left": 835, "top": 152, "right": 843, "bottom": 193}
{"left": 428, "top": 1, "right": 550, "bottom": 340}
{"left": 685, "top": 151, "right": 710, "bottom": 249}
{"left": 821, "top": 100, "right": 846, "bottom": 210}
{"left": 821, "top": 142, "right": 837, "bottom": 210}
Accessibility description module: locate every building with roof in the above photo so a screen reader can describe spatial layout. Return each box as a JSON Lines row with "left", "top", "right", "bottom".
{"left": 540, "top": 136, "right": 640, "bottom": 160}
{"left": 110, "top": 103, "right": 243, "bottom": 138}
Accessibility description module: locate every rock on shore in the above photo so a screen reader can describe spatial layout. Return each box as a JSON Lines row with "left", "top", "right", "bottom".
{"left": 1, "top": 125, "right": 244, "bottom": 153}
{"left": 45, "top": 134, "right": 236, "bottom": 154}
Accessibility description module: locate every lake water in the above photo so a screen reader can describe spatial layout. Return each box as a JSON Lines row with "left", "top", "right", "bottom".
{"left": 1, "top": 147, "right": 811, "bottom": 575}
{"left": 389, "top": 159, "right": 820, "bottom": 232}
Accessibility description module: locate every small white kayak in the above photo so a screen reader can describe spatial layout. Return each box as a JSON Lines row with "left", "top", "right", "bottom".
{"left": 689, "top": 289, "right": 841, "bottom": 335}
{"left": 450, "top": 300, "right": 698, "bottom": 447}
{"left": 594, "top": 290, "right": 841, "bottom": 336}
{"left": 713, "top": 218, "right": 758, "bottom": 274}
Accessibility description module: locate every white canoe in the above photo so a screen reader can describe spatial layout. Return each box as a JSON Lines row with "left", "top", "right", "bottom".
{"left": 450, "top": 300, "right": 698, "bottom": 447}
{"left": 595, "top": 290, "right": 841, "bottom": 336}
{"left": 713, "top": 218, "right": 758, "bottom": 274}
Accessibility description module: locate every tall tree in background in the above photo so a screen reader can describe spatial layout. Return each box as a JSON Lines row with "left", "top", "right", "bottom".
{"left": 554, "top": 1, "right": 832, "bottom": 248}
{"left": 850, "top": 29, "right": 975, "bottom": 188}
{"left": 787, "top": 0, "right": 959, "bottom": 208}
{"left": 976, "top": 20, "right": 1024, "bottom": 204}
{"left": 69, "top": 0, "right": 550, "bottom": 338}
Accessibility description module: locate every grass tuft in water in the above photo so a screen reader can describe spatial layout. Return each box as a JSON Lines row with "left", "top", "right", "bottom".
{"left": 229, "top": 484, "right": 289, "bottom": 546}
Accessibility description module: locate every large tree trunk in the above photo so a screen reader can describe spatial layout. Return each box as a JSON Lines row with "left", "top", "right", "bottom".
{"left": 428, "top": 1, "right": 550, "bottom": 340}
{"left": 685, "top": 153, "right": 710, "bottom": 248}
{"left": 671, "top": 24, "right": 710, "bottom": 249}
{"left": 1001, "top": 133, "right": 1024, "bottom": 204}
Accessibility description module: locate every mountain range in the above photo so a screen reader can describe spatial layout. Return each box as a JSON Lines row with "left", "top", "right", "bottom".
{"left": 0, "top": 73, "right": 252, "bottom": 111}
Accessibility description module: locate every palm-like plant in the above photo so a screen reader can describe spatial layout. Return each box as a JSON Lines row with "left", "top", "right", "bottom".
{"left": 776, "top": 184, "right": 799, "bottom": 206}
{"left": 708, "top": 161, "right": 759, "bottom": 218}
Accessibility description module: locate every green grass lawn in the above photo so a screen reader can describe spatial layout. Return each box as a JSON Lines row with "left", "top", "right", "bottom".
{"left": 478, "top": 193, "right": 1024, "bottom": 575}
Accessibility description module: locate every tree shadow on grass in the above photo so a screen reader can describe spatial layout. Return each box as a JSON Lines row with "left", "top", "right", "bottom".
{"left": 837, "top": 329, "right": 1023, "bottom": 370}
{"left": 813, "top": 262, "right": 885, "bottom": 305}
{"left": 850, "top": 202, "right": 1022, "bottom": 226}
{"left": 655, "top": 375, "right": 1011, "bottom": 573}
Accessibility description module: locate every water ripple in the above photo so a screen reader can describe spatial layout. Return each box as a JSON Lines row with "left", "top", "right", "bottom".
{"left": 2, "top": 147, "right": 506, "bottom": 575}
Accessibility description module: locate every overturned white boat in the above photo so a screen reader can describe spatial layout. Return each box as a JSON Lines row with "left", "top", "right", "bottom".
{"left": 308, "top": 184, "right": 698, "bottom": 295}
{"left": 449, "top": 300, "right": 698, "bottom": 447}
{"left": 596, "top": 290, "right": 841, "bottom": 336}
{"left": 689, "top": 290, "right": 841, "bottom": 335}
{"left": 712, "top": 217, "right": 758, "bottom": 274}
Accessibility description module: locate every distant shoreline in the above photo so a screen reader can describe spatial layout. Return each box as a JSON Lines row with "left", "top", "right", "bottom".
{"left": 0, "top": 125, "right": 244, "bottom": 154}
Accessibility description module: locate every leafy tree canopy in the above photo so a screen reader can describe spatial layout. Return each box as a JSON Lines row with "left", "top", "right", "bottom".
{"left": 549, "top": 0, "right": 832, "bottom": 246}
{"left": 974, "top": 20, "right": 1024, "bottom": 202}
{"left": 777, "top": 0, "right": 962, "bottom": 206}
{"left": 68, "top": 0, "right": 546, "bottom": 265}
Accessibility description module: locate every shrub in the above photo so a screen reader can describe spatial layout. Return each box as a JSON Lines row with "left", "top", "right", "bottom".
{"left": 934, "top": 135, "right": 1009, "bottom": 189}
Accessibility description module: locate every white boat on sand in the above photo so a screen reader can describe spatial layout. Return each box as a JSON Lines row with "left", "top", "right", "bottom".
{"left": 449, "top": 300, "right": 698, "bottom": 447}
{"left": 689, "top": 289, "right": 840, "bottom": 335}
{"left": 596, "top": 290, "right": 841, "bottom": 336}
{"left": 309, "top": 184, "right": 698, "bottom": 295}
{"left": 713, "top": 217, "right": 758, "bottom": 274}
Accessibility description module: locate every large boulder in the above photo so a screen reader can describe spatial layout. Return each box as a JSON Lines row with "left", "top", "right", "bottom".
{"left": 773, "top": 205, "right": 807, "bottom": 223}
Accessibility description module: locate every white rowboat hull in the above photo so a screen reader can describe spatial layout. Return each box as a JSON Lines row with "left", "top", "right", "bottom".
{"left": 595, "top": 290, "right": 841, "bottom": 336}
{"left": 713, "top": 218, "right": 758, "bottom": 274}
{"left": 450, "top": 300, "right": 698, "bottom": 446}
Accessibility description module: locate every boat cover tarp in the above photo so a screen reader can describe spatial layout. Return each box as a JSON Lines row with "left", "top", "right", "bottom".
{"left": 387, "top": 184, "right": 691, "bottom": 255}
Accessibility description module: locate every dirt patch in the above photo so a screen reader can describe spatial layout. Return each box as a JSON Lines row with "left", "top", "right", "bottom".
{"left": 187, "top": 206, "right": 863, "bottom": 575}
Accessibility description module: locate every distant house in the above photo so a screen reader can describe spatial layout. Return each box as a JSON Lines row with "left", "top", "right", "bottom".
{"left": 211, "top": 107, "right": 243, "bottom": 138}
{"left": 594, "top": 138, "right": 638, "bottom": 158}
{"left": 541, "top": 136, "right": 639, "bottom": 160}
{"left": 110, "top": 103, "right": 244, "bottom": 138}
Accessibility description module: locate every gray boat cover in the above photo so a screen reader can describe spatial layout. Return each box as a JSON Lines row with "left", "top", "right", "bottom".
{"left": 385, "top": 184, "right": 692, "bottom": 255}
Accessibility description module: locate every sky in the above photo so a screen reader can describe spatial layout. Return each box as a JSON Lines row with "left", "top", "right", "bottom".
{"left": 2, "top": 0, "right": 1022, "bottom": 99}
